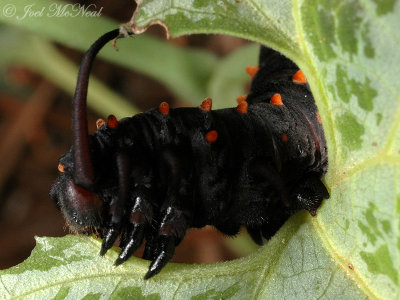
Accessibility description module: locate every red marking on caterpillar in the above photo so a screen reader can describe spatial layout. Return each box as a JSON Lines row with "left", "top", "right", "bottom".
{"left": 236, "top": 101, "right": 248, "bottom": 113}
{"left": 200, "top": 97, "right": 212, "bottom": 112}
{"left": 270, "top": 93, "right": 283, "bottom": 106}
{"left": 58, "top": 163, "right": 65, "bottom": 173}
{"left": 292, "top": 70, "right": 307, "bottom": 84}
{"left": 107, "top": 115, "right": 118, "bottom": 129}
{"left": 96, "top": 119, "right": 106, "bottom": 129}
{"left": 316, "top": 112, "right": 322, "bottom": 124}
{"left": 159, "top": 102, "right": 170, "bottom": 115}
{"left": 205, "top": 130, "right": 218, "bottom": 143}
{"left": 245, "top": 65, "right": 259, "bottom": 79}
{"left": 236, "top": 95, "right": 247, "bottom": 104}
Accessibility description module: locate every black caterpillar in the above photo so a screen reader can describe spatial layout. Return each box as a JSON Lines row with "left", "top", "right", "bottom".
{"left": 50, "top": 29, "right": 329, "bottom": 279}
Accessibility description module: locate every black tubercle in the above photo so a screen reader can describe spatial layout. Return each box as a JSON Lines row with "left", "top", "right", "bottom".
{"left": 50, "top": 31, "right": 329, "bottom": 280}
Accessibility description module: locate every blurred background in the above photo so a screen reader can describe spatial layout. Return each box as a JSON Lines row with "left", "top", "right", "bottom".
{"left": 0, "top": 0, "right": 260, "bottom": 269}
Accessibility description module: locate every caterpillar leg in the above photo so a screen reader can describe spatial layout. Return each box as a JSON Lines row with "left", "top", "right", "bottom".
{"left": 100, "top": 153, "right": 130, "bottom": 256}
{"left": 115, "top": 185, "right": 154, "bottom": 265}
{"left": 145, "top": 206, "right": 189, "bottom": 279}
{"left": 142, "top": 221, "right": 159, "bottom": 261}
{"left": 143, "top": 149, "right": 191, "bottom": 279}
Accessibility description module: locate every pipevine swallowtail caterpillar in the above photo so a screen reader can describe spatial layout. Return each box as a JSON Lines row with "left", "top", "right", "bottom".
{"left": 50, "top": 28, "right": 329, "bottom": 279}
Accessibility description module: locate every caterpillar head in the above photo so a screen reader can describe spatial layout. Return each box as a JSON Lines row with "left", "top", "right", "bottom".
{"left": 50, "top": 29, "right": 122, "bottom": 233}
{"left": 50, "top": 151, "right": 104, "bottom": 233}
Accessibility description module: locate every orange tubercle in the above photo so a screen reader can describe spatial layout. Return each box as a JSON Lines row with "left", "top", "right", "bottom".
{"left": 236, "top": 95, "right": 247, "bottom": 104}
{"left": 292, "top": 70, "right": 307, "bottom": 84}
{"left": 245, "top": 66, "right": 259, "bottom": 79}
{"left": 236, "top": 101, "right": 248, "bottom": 114}
{"left": 159, "top": 101, "right": 170, "bottom": 115}
{"left": 316, "top": 112, "right": 322, "bottom": 124}
{"left": 200, "top": 97, "right": 212, "bottom": 111}
{"left": 282, "top": 133, "right": 288, "bottom": 143}
{"left": 107, "top": 115, "right": 118, "bottom": 129}
{"left": 205, "top": 130, "right": 218, "bottom": 143}
{"left": 270, "top": 93, "right": 283, "bottom": 106}
{"left": 57, "top": 163, "right": 65, "bottom": 173}
{"left": 96, "top": 118, "right": 106, "bottom": 129}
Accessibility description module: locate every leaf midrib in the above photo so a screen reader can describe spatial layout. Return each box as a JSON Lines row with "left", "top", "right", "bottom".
{"left": 313, "top": 217, "right": 378, "bottom": 300}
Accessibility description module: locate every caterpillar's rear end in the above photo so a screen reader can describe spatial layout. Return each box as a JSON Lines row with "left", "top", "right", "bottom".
{"left": 50, "top": 30, "right": 329, "bottom": 280}
{"left": 247, "top": 46, "right": 328, "bottom": 204}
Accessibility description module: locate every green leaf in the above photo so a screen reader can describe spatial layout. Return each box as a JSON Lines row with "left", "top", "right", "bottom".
{"left": 1, "top": 0, "right": 399, "bottom": 299}
{"left": 0, "top": 216, "right": 365, "bottom": 299}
